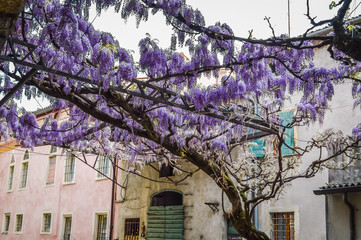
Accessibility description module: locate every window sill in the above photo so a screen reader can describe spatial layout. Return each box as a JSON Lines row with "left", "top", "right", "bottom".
{"left": 45, "top": 183, "right": 55, "bottom": 187}
{"left": 63, "top": 182, "right": 75, "bottom": 185}
{"left": 14, "top": 231, "right": 23, "bottom": 234}
{"left": 6, "top": 190, "right": 13, "bottom": 193}
{"left": 1, "top": 231, "right": 8, "bottom": 234}
{"left": 95, "top": 176, "right": 109, "bottom": 181}
{"left": 40, "top": 231, "right": 51, "bottom": 234}
{"left": 18, "top": 187, "right": 27, "bottom": 191}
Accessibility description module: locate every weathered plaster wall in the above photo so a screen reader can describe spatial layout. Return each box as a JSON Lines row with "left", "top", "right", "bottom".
{"left": 258, "top": 46, "right": 361, "bottom": 239}
{"left": 116, "top": 161, "right": 229, "bottom": 240}
{"left": 327, "top": 192, "right": 361, "bottom": 240}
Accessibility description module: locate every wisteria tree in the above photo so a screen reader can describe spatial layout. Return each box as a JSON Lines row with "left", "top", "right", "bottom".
{"left": 1, "top": 0, "right": 361, "bottom": 239}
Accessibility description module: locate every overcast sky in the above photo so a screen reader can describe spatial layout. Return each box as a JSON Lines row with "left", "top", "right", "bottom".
{"left": 91, "top": 0, "right": 361, "bottom": 52}
{"left": 21, "top": 0, "right": 361, "bottom": 111}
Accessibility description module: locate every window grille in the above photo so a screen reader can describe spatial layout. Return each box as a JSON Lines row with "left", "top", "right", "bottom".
{"left": 63, "top": 216, "right": 72, "bottom": 240}
{"left": 15, "top": 214, "right": 23, "bottom": 232}
{"left": 271, "top": 212, "right": 295, "bottom": 240}
{"left": 64, "top": 153, "right": 75, "bottom": 183}
{"left": 124, "top": 218, "right": 140, "bottom": 240}
{"left": 47, "top": 156, "right": 56, "bottom": 185}
{"left": 7, "top": 165, "right": 14, "bottom": 191}
{"left": 96, "top": 214, "right": 107, "bottom": 240}
{"left": 3, "top": 213, "right": 10, "bottom": 233}
{"left": 42, "top": 213, "right": 51, "bottom": 233}
{"left": 19, "top": 162, "right": 28, "bottom": 188}
{"left": 97, "top": 156, "right": 110, "bottom": 178}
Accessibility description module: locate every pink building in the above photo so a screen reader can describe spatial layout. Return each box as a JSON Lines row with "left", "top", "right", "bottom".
{"left": 0, "top": 109, "right": 119, "bottom": 240}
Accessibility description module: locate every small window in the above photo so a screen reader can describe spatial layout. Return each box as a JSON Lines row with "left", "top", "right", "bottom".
{"left": 14, "top": 214, "right": 23, "bottom": 233}
{"left": 19, "top": 152, "right": 29, "bottom": 189}
{"left": 96, "top": 156, "right": 111, "bottom": 179}
{"left": 63, "top": 215, "right": 72, "bottom": 240}
{"left": 7, "top": 165, "right": 15, "bottom": 191}
{"left": 23, "top": 150, "right": 29, "bottom": 161}
{"left": 50, "top": 146, "right": 57, "bottom": 154}
{"left": 124, "top": 218, "right": 140, "bottom": 240}
{"left": 46, "top": 156, "right": 56, "bottom": 185}
{"left": 271, "top": 212, "right": 295, "bottom": 240}
{"left": 64, "top": 152, "right": 76, "bottom": 184}
{"left": 95, "top": 213, "right": 107, "bottom": 240}
{"left": 41, "top": 213, "right": 52, "bottom": 233}
{"left": 159, "top": 163, "right": 174, "bottom": 177}
{"left": 2, "top": 213, "right": 10, "bottom": 234}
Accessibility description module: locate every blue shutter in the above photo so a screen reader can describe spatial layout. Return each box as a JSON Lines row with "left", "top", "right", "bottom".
{"left": 250, "top": 138, "right": 265, "bottom": 158}
{"left": 279, "top": 111, "right": 295, "bottom": 156}
{"left": 227, "top": 220, "right": 239, "bottom": 235}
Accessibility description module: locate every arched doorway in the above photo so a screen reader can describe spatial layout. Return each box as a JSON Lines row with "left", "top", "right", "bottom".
{"left": 147, "top": 191, "right": 184, "bottom": 240}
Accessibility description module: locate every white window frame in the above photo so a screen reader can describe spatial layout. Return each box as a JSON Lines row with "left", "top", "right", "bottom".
{"left": 93, "top": 211, "right": 109, "bottom": 240}
{"left": 2, "top": 213, "right": 10, "bottom": 234}
{"left": 19, "top": 150, "right": 30, "bottom": 190}
{"left": 60, "top": 213, "right": 73, "bottom": 240}
{"left": 7, "top": 158, "right": 15, "bottom": 192}
{"left": 14, "top": 213, "right": 23, "bottom": 234}
{"left": 63, "top": 152, "right": 76, "bottom": 184}
{"left": 46, "top": 147, "right": 57, "bottom": 186}
{"left": 40, "top": 212, "right": 52, "bottom": 234}
{"left": 266, "top": 206, "right": 299, "bottom": 240}
{"left": 95, "top": 155, "right": 111, "bottom": 180}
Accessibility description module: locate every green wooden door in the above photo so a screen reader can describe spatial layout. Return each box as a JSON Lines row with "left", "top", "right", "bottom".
{"left": 147, "top": 205, "right": 184, "bottom": 240}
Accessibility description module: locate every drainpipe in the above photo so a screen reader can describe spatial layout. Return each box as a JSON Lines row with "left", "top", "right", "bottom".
{"left": 343, "top": 193, "right": 355, "bottom": 240}
{"left": 109, "top": 157, "right": 117, "bottom": 240}
{"left": 325, "top": 195, "right": 329, "bottom": 240}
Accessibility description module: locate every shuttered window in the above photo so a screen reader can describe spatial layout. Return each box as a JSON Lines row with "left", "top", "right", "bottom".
{"left": 279, "top": 111, "right": 295, "bottom": 156}
{"left": 250, "top": 138, "right": 266, "bottom": 158}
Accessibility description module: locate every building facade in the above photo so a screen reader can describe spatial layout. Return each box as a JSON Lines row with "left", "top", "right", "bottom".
{"left": 0, "top": 109, "right": 118, "bottom": 240}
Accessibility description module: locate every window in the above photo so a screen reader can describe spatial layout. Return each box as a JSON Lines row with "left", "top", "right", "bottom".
{"left": 7, "top": 165, "right": 15, "bottom": 191}
{"left": 271, "top": 212, "right": 295, "bottom": 240}
{"left": 14, "top": 214, "right": 23, "bottom": 233}
{"left": 63, "top": 215, "right": 72, "bottom": 240}
{"left": 124, "top": 218, "right": 140, "bottom": 240}
{"left": 7, "top": 154, "right": 15, "bottom": 191}
{"left": 159, "top": 163, "right": 174, "bottom": 177}
{"left": 23, "top": 149, "right": 29, "bottom": 161}
{"left": 279, "top": 111, "right": 295, "bottom": 156}
{"left": 95, "top": 213, "right": 107, "bottom": 240}
{"left": 96, "top": 155, "right": 111, "bottom": 179}
{"left": 50, "top": 146, "right": 57, "bottom": 154}
{"left": 2, "top": 213, "right": 10, "bottom": 234}
{"left": 46, "top": 155, "right": 56, "bottom": 185}
{"left": 64, "top": 152, "right": 75, "bottom": 184}
{"left": 19, "top": 150, "right": 29, "bottom": 189}
{"left": 41, "top": 213, "right": 52, "bottom": 233}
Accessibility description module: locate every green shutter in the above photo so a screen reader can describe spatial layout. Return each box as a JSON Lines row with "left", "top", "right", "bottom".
{"left": 250, "top": 138, "right": 265, "bottom": 157}
{"left": 279, "top": 111, "right": 295, "bottom": 156}
{"left": 147, "top": 206, "right": 184, "bottom": 240}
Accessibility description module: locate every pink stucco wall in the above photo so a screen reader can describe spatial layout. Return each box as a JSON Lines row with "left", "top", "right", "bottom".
{"left": 0, "top": 143, "right": 118, "bottom": 239}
